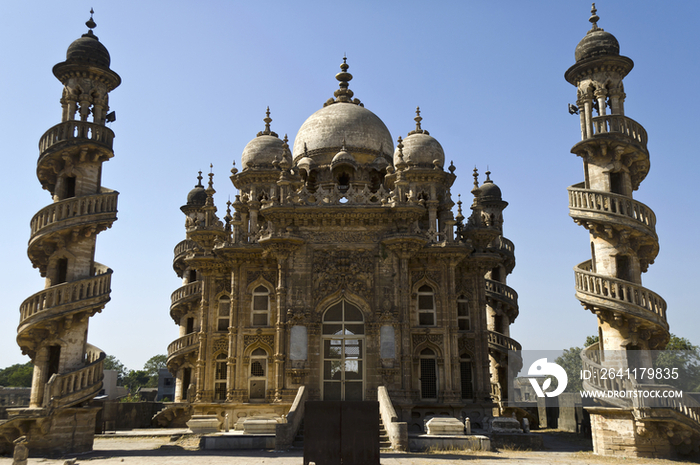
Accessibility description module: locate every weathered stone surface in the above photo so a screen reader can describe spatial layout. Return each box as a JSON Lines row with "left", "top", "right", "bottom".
{"left": 426, "top": 417, "right": 465, "bottom": 436}
{"left": 187, "top": 415, "right": 221, "bottom": 434}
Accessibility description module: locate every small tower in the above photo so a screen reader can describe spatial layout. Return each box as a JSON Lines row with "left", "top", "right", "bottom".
{"left": 566, "top": 5, "right": 700, "bottom": 456}
{"left": 10, "top": 11, "right": 120, "bottom": 455}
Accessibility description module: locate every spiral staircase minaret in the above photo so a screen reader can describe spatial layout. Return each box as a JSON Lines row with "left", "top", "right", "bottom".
{"left": 0, "top": 12, "right": 120, "bottom": 456}
{"left": 566, "top": 5, "right": 700, "bottom": 457}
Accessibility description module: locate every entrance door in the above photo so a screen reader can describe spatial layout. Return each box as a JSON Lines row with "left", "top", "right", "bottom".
{"left": 322, "top": 300, "right": 364, "bottom": 401}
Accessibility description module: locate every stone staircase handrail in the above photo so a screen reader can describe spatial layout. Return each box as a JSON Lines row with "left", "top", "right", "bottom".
{"left": 29, "top": 192, "right": 119, "bottom": 240}
{"left": 378, "top": 386, "right": 408, "bottom": 451}
{"left": 274, "top": 385, "right": 308, "bottom": 450}
{"left": 39, "top": 120, "right": 115, "bottom": 156}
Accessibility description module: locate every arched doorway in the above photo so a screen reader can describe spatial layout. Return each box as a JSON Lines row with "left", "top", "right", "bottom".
{"left": 322, "top": 300, "right": 364, "bottom": 401}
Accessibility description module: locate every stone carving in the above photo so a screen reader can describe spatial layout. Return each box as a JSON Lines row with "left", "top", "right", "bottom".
{"left": 312, "top": 250, "right": 373, "bottom": 303}
{"left": 247, "top": 270, "right": 276, "bottom": 287}
{"left": 244, "top": 333, "right": 274, "bottom": 349}
{"left": 412, "top": 333, "right": 444, "bottom": 350}
{"left": 458, "top": 335, "right": 476, "bottom": 354}
{"left": 213, "top": 337, "right": 228, "bottom": 354}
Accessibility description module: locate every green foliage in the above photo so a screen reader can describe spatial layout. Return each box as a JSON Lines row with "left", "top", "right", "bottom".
{"left": 555, "top": 346, "right": 584, "bottom": 393}
{"left": 0, "top": 362, "right": 33, "bottom": 387}
{"left": 119, "top": 392, "right": 142, "bottom": 403}
{"left": 123, "top": 369, "right": 151, "bottom": 393}
{"left": 143, "top": 355, "right": 167, "bottom": 387}
{"left": 584, "top": 335, "right": 599, "bottom": 348}
{"left": 103, "top": 355, "right": 127, "bottom": 384}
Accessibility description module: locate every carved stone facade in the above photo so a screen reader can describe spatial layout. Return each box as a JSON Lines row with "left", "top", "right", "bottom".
{"left": 166, "top": 59, "right": 521, "bottom": 432}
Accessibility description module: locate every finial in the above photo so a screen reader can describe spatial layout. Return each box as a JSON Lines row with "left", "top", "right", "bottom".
{"left": 332, "top": 56, "right": 356, "bottom": 104}
{"left": 589, "top": 3, "right": 600, "bottom": 30}
{"left": 264, "top": 106, "right": 271, "bottom": 132}
{"left": 196, "top": 171, "right": 203, "bottom": 187}
{"left": 473, "top": 167, "right": 479, "bottom": 189}
{"left": 208, "top": 164, "right": 214, "bottom": 188}
{"left": 304, "top": 142, "right": 309, "bottom": 156}
{"left": 257, "top": 107, "right": 278, "bottom": 137}
{"left": 456, "top": 194, "right": 464, "bottom": 221}
{"left": 408, "top": 106, "right": 429, "bottom": 136}
{"left": 448, "top": 160, "right": 456, "bottom": 174}
{"left": 86, "top": 8, "right": 97, "bottom": 30}
{"left": 283, "top": 134, "right": 289, "bottom": 144}
{"left": 485, "top": 169, "right": 492, "bottom": 183}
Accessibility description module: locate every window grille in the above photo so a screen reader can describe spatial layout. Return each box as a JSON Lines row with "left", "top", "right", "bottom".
{"left": 460, "top": 360, "right": 473, "bottom": 399}
{"left": 420, "top": 357, "right": 437, "bottom": 399}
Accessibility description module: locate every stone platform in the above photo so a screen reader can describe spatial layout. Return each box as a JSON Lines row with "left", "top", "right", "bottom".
{"left": 408, "top": 434, "right": 490, "bottom": 451}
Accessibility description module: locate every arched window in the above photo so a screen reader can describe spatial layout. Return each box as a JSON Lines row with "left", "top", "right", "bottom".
{"left": 218, "top": 296, "right": 230, "bottom": 331}
{"left": 417, "top": 285, "right": 436, "bottom": 326}
{"left": 460, "top": 355, "right": 473, "bottom": 400}
{"left": 252, "top": 285, "right": 270, "bottom": 326}
{"left": 420, "top": 348, "right": 437, "bottom": 400}
{"left": 249, "top": 348, "right": 267, "bottom": 400}
{"left": 457, "top": 295, "right": 470, "bottom": 331}
{"left": 214, "top": 353, "right": 227, "bottom": 401}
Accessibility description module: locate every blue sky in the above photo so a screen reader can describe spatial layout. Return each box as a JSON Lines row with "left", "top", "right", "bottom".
{"left": 1, "top": 1, "right": 698, "bottom": 371}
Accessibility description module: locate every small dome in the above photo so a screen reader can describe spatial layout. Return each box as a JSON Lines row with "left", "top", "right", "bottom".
{"left": 66, "top": 31, "right": 111, "bottom": 67}
{"left": 241, "top": 134, "right": 285, "bottom": 168}
{"left": 331, "top": 147, "right": 357, "bottom": 170}
{"left": 394, "top": 132, "right": 444, "bottom": 168}
{"left": 393, "top": 108, "right": 444, "bottom": 168}
{"left": 186, "top": 173, "right": 207, "bottom": 207}
{"left": 241, "top": 108, "right": 285, "bottom": 169}
{"left": 574, "top": 5, "right": 619, "bottom": 63}
{"left": 575, "top": 29, "right": 619, "bottom": 62}
{"left": 479, "top": 173, "right": 503, "bottom": 203}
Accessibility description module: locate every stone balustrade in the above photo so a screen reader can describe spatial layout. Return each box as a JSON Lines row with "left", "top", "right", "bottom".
{"left": 170, "top": 281, "right": 202, "bottom": 307}
{"left": 486, "top": 330, "right": 521, "bottom": 353}
{"left": 575, "top": 260, "right": 667, "bottom": 323}
{"left": 485, "top": 279, "right": 518, "bottom": 309}
{"left": 488, "top": 235, "right": 515, "bottom": 255}
{"left": 44, "top": 351, "right": 105, "bottom": 408}
{"left": 174, "top": 239, "right": 197, "bottom": 259}
{"left": 39, "top": 120, "right": 114, "bottom": 156}
{"left": 167, "top": 332, "right": 199, "bottom": 358}
{"left": 30, "top": 191, "right": 119, "bottom": 239}
{"left": 19, "top": 270, "right": 112, "bottom": 325}
{"left": 568, "top": 183, "right": 656, "bottom": 236}
{"left": 590, "top": 114, "right": 648, "bottom": 149}
{"left": 634, "top": 384, "right": 700, "bottom": 425}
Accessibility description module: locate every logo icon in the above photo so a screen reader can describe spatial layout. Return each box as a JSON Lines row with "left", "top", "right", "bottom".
{"left": 527, "top": 358, "right": 567, "bottom": 397}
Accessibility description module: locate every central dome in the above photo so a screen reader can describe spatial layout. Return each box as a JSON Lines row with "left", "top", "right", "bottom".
{"left": 293, "top": 103, "right": 394, "bottom": 164}
{"left": 292, "top": 58, "right": 394, "bottom": 165}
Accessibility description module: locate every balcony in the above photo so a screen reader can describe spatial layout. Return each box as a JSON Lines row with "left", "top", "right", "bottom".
{"left": 39, "top": 120, "right": 114, "bottom": 158}
{"left": 19, "top": 270, "right": 112, "bottom": 328}
{"left": 485, "top": 279, "right": 519, "bottom": 322}
{"left": 574, "top": 260, "right": 667, "bottom": 328}
{"left": 30, "top": 191, "right": 119, "bottom": 242}
{"left": 487, "top": 330, "right": 521, "bottom": 353}
{"left": 167, "top": 332, "right": 199, "bottom": 360}
{"left": 170, "top": 281, "right": 202, "bottom": 308}
{"left": 568, "top": 183, "right": 656, "bottom": 240}
{"left": 589, "top": 114, "right": 647, "bottom": 150}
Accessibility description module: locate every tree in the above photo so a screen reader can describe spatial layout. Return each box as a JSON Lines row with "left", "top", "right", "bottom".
{"left": 0, "top": 362, "right": 33, "bottom": 387}
{"left": 103, "top": 355, "right": 127, "bottom": 384}
{"left": 555, "top": 334, "right": 598, "bottom": 393}
{"left": 123, "top": 370, "right": 151, "bottom": 394}
{"left": 654, "top": 335, "right": 700, "bottom": 392}
{"left": 143, "top": 354, "right": 167, "bottom": 387}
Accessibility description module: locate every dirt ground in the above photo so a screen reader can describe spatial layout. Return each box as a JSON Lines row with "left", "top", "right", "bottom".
{"left": 1, "top": 430, "right": 699, "bottom": 465}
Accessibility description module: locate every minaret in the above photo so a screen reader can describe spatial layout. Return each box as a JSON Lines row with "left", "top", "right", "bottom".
{"left": 566, "top": 5, "right": 667, "bottom": 368}
{"left": 11, "top": 11, "right": 120, "bottom": 455}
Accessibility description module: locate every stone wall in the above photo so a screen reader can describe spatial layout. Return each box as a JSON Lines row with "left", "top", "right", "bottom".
{"left": 588, "top": 407, "right": 673, "bottom": 458}
{"left": 100, "top": 401, "right": 164, "bottom": 431}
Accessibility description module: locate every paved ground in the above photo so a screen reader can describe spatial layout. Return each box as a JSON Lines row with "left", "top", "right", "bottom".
{"left": 1, "top": 430, "right": 698, "bottom": 464}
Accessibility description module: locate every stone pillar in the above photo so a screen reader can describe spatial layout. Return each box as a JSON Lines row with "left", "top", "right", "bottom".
{"left": 29, "top": 346, "right": 49, "bottom": 408}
